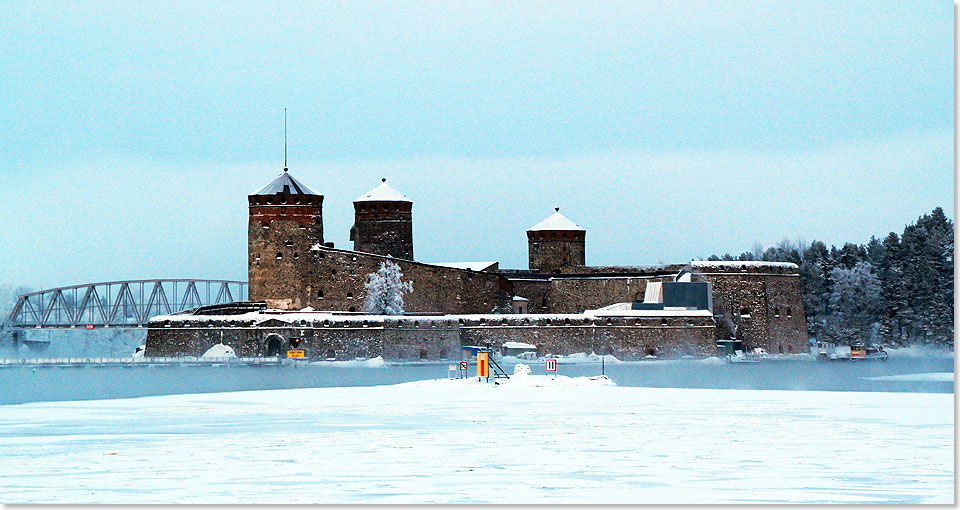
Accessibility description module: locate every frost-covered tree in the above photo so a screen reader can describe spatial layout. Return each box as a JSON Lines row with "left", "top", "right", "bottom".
{"left": 362, "top": 261, "right": 413, "bottom": 315}
{"left": 823, "top": 262, "right": 881, "bottom": 344}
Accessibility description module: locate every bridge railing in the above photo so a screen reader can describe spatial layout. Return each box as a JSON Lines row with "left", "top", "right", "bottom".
{"left": 7, "top": 280, "right": 248, "bottom": 329}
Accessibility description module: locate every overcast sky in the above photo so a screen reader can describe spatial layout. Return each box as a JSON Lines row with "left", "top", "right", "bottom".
{"left": 0, "top": 1, "right": 953, "bottom": 289}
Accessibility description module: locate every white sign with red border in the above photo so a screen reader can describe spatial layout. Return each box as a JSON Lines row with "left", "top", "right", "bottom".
{"left": 459, "top": 361, "right": 468, "bottom": 371}
{"left": 545, "top": 359, "right": 557, "bottom": 372}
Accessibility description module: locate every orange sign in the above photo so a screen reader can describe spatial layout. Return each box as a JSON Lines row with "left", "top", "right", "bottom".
{"left": 286, "top": 350, "right": 305, "bottom": 359}
{"left": 476, "top": 352, "right": 489, "bottom": 378}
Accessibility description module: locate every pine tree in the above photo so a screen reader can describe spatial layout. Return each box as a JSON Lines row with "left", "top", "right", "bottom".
{"left": 362, "top": 261, "right": 413, "bottom": 315}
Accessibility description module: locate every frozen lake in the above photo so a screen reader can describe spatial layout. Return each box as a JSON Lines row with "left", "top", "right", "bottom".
{"left": 0, "top": 375, "right": 952, "bottom": 504}
{"left": 0, "top": 353, "right": 952, "bottom": 405}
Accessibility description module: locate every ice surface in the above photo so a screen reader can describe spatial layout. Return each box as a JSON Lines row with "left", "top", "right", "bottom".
{"left": 0, "top": 380, "right": 951, "bottom": 504}
{"left": 863, "top": 372, "right": 954, "bottom": 382}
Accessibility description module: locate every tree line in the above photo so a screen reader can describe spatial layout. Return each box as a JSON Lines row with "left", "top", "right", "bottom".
{"left": 705, "top": 207, "right": 954, "bottom": 347}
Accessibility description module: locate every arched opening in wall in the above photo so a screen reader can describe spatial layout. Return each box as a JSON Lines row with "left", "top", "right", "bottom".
{"left": 318, "top": 289, "right": 324, "bottom": 299}
{"left": 643, "top": 347, "right": 658, "bottom": 357}
{"left": 326, "top": 348, "right": 337, "bottom": 360}
{"left": 778, "top": 345, "right": 784, "bottom": 354}
{"left": 740, "top": 307, "right": 751, "bottom": 316}
{"left": 787, "top": 345, "right": 793, "bottom": 354}
{"left": 419, "top": 349, "right": 428, "bottom": 360}
{"left": 346, "top": 292, "right": 353, "bottom": 300}
{"left": 660, "top": 319, "right": 668, "bottom": 326}
{"left": 348, "top": 306, "right": 356, "bottom": 312}
{"left": 541, "top": 298, "right": 548, "bottom": 309}
{"left": 276, "top": 252, "right": 283, "bottom": 260}
{"left": 439, "top": 347, "right": 448, "bottom": 359}
{"left": 774, "top": 307, "right": 780, "bottom": 318}
{"left": 786, "top": 307, "right": 792, "bottom": 318}
{"left": 265, "top": 334, "right": 284, "bottom": 357}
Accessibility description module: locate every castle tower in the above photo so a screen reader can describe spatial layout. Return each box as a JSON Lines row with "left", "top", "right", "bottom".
{"left": 248, "top": 169, "right": 324, "bottom": 309}
{"left": 527, "top": 208, "right": 586, "bottom": 273}
{"left": 350, "top": 178, "right": 414, "bottom": 260}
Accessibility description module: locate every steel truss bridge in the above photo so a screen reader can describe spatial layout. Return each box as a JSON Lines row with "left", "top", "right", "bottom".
{"left": 7, "top": 280, "right": 248, "bottom": 329}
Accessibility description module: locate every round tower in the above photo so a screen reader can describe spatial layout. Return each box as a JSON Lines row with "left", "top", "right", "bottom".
{"left": 351, "top": 178, "right": 414, "bottom": 260}
{"left": 248, "top": 169, "right": 324, "bottom": 309}
{"left": 527, "top": 208, "right": 586, "bottom": 273}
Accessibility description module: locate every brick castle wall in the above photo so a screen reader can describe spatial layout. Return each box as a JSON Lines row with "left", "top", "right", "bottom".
{"left": 252, "top": 244, "right": 514, "bottom": 314}
{"left": 527, "top": 230, "right": 586, "bottom": 272}
{"left": 248, "top": 193, "right": 324, "bottom": 310}
{"left": 146, "top": 314, "right": 717, "bottom": 360}
{"left": 351, "top": 200, "right": 414, "bottom": 260}
{"left": 691, "top": 263, "right": 808, "bottom": 354}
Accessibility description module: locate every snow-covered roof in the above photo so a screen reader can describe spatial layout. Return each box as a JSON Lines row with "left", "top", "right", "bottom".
{"left": 354, "top": 179, "right": 412, "bottom": 203}
{"left": 528, "top": 209, "right": 585, "bottom": 232}
{"left": 690, "top": 261, "right": 799, "bottom": 270}
{"left": 252, "top": 170, "right": 318, "bottom": 196}
{"left": 512, "top": 296, "right": 529, "bottom": 302}
{"left": 503, "top": 341, "right": 536, "bottom": 349}
{"left": 429, "top": 261, "right": 498, "bottom": 272}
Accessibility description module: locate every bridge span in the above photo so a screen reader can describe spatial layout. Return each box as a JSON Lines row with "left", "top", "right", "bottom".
{"left": 7, "top": 280, "right": 248, "bottom": 329}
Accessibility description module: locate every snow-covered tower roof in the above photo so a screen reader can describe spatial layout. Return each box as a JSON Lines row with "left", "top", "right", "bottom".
{"left": 252, "top": 170, "right": 319, "bottom": 196}
{"left": 528, "top": 208, "right": 586, "bottom": 232}
{"left": 354, "top": 178, "right": 412, "bottom": 203}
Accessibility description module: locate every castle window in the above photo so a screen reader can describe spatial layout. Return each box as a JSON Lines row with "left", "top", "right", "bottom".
{"left": 326, "top": 348, "right": 336, "bottom": 359}
{"left": 660, "top": 319, "right": 668, "bottom": 326}
{"left": 280, "top": 209, "right": 287, "bottom": 216}
{"left": 276, "top": 252, "right": 282, "bottom": 260}
{"left": 740, "top": 307, "right": 750, "bottom": 316}
{"left": 786, "top": 307, "right": 792, "bottom": 317}
{"left": 293, "top": 253, "right": 299, "bottom": 260}
{"left": 346, "top": 292, "right": 353, "bottom": 299}
{"left": 644, "top": 347, "right": 658, "bottom": 357}
{"left": 774, "top": 307, "right": 780, "bottom": 318}
{"left": 348, "top": 306, "right": 356, "bottom": 312}
{"left": 561, "top": 232, "right": 568, "bottom": 239}
{"left": 419, "top": 349, "right": 428, "bottom": 360}
{"left": 285, "top": 240, "right": 293, "bottom": 247}
{"left": 318, "top": 290, "right": 324, "bottom": 299}
{"left": 331, "top": 269, "right": 337, "bottom": 275}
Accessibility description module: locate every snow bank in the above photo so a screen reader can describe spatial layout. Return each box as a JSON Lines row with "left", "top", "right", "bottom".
{"left": 309, "top": 356, "right": 386, "bottom": 368}
{"left": 201, "top": 344, "right": 236, "bottom": 358}
{"left": 545, "top": 352, "right": 623, "bottom": 364}
{"left": 863, "top": 372, "right": 954, "bottom": 382}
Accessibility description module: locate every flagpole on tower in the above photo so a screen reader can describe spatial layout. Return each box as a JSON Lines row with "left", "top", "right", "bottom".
{"left": 283, "top": 108, "right": 288, "bottom": 172}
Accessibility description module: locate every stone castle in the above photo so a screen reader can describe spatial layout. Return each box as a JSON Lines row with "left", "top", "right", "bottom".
{"left": 146, "top": 170, "right": 808, "bottom": 360}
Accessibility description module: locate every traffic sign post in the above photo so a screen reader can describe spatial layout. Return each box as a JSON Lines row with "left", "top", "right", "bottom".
{"left": 459, "top": 361, "right": 468, "bottom": 379}
{"left": 546, "top": 358, "right": 557, "bottom": 379}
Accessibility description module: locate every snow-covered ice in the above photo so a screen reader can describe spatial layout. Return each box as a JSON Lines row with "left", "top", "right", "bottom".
{"left": 0, "top": 380, "right": 951, "bottom": 504}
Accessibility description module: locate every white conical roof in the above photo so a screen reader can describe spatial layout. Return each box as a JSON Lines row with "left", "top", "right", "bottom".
{"left": 528, "top": 208, "right": 585, "bottom": 231}
{"left": 354, "top": 178, "right": 412, "bottom": 202}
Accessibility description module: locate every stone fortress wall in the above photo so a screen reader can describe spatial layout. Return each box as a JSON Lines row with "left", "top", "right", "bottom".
{"left": 146, "top": 312, "right": 718, "bottom": 361}
{"left": 146, "top": 170, "right": 809, "bottom": 359}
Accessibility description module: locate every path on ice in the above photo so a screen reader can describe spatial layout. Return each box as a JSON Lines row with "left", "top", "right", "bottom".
{"left": 0, "top": 377, "right": 952, "bottom": 504}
